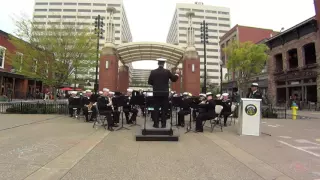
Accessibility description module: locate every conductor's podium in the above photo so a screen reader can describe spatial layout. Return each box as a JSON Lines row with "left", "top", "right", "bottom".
{"left": 135, "top": 107, "right": 179, "bottom": 141}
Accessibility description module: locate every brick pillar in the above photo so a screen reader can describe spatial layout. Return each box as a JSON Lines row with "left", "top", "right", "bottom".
{"left": 267, "top": 55, "right": 277, "bottom": 105}
{"left": 170, "top": 67, "right": 181, "bottom": 94}
{"left": 182, "top": 47, "right": 200, "bottom": 96}
{"left": 118, "top": 65, "right": 129, "bottom": 93}
{"left": 21, "top": 79, "right": 28, "bottom": 99}
{"left": 99, "top": 45, "right": 118, "bottom": 91}
{"left": 315, "top": 0, "right": 320, "bottom": 103}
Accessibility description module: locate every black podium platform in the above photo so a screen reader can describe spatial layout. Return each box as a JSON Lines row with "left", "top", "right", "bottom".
{"left": 135, "top": 121, "right": 179, "bottom": 141}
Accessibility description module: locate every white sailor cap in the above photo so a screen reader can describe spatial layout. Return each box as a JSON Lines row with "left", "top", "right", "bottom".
{"left": 143, "top": 92, "right": 146, "bottom": 95}
{"left": 199, "top": 93, "right": 206, "bottom": 97}
{"left": 82, "top": 91, "right": 86, "bottom": 94}
{"left": 103, "top": 88, "right": 109, "bottom": 92}
{"left": 98, "top": 91, "right": 103, "bottom": 94}
{"left": 183, "top": 92, "right": 188, "bottom": 95}
{"left": 109, "top": 92, "right": 115, "bottom": 95}
{"left": 85, "top": 89, "right": 92, "bottom": 93}
{"left": 222, "top": 93, "right": 229, "bottom": 96}
{"left": 127, "top": 88, "right": 133, "bottom": 92}
{"left": 251, "top": 83, "right": 259, "bottom": 87}
{"left": 206, "top": 92, "right": 213, "bottom": 96}
{"left": 71, "top": 91, "right": 77, "bottom": 94}
{"left": 156, "top": 58, "right": 167, "bottom": 62}
{"left": 216, "top": 94, "right": 221, "bottom": 98}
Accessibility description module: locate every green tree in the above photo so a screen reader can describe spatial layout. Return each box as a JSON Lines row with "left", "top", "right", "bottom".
{"left": 8, "top": 14, "right": 96, "bottom": 94}
{"left": 224, "top": 41, "right": 268, "bottom": 94}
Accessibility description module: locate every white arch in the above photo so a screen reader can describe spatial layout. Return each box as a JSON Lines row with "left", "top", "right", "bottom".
{"left": 116, "top": 42, "right": 185, "bottom": 66}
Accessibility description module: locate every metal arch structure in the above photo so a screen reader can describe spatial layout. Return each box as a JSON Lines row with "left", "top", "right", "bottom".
{"left": 116, "top": 42, "right": 185, "bottom": 66}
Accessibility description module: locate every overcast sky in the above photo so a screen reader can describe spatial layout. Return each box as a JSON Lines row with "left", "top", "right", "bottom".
{"left": 0, "top": 0, "right": 316, "bottom": 69}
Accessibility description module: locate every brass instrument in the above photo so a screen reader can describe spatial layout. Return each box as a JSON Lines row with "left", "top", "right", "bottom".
{"left": 107, "top": 96, "right": 113, "bottom": 109}
{"left": 87, "top": 102, "right": 93, "bottom": 110}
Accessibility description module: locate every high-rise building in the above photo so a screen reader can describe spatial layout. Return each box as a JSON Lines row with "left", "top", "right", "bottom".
{"left": 32, "top": 0, "right": 133, "bottom": 88}
{"left": 167, "top": 2, "right": 231, "bottom": 86}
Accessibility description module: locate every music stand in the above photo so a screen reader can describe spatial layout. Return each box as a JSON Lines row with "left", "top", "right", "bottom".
{"left": 185, "top": 97, "right": 197, "bottom": 134}
{"left": 129, "top": 95, "right": 143, "bottom": 127}
{"left": 171, "top": 96, "right": 182, "bottom": 128}
{"left": 115, "top": 95, "right": 130, "bottom": 131}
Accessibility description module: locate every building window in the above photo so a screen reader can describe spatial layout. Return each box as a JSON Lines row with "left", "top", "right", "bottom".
{"left": 205, "top": 10, "right": 217, "bottom": 13}
{"left": 192, "top": 9, "right": 204, "bottom": 13}
{"left": 274, "top": 53, "right": 283, "bottom": 72}
{"left": 219, "top": 24, "right": 230, "bottom": 27}
{"left": 206, "top": 16, "right": 217, "bottom": 20}
{"left": 35, "top": 2, "right": 48, "bottom": 5}
{"left": 207, "top": 23, "right": 217, "bottom": 26}
{"left": 303, "top": 42, "right": 316, "bottom": 65}
{"left": 64, "top": 2, "right": 76, "bottom": 5}
{"left": 78, "top": 9, "right": 91, "bottom": 12}
{"left": 63, "top": 9, "right": 76, "bottom": 12}
{"left": 219, "top": 30, "right": 228, "bottom": 33}
{"left": 179, "top": 8, "right": 190, "bottom": 11}
{"left": 179, "top": 27, "right": 187, "bottom": 30}
{"left": 207, "top": 55, "right": 219, "bottom": 58}
{"left": 179, "top": 40, "right": 187, "bottom": 44}
{"left": 218, "top": 11, "right": 229, "bottom": 15}
{"left": 34, "top": 15, "right": 47, "bottom": 18}
{"left": 93, "top": 3, "right": 106, "bottom": 6}
{"left": 48, "top": 15, "right": 61, "bottom": 18}
{"left": 194, "top": 15, "right": 204, "bottom": 19}
{"left": 50, "top": 2, "right": 62, "bottom": 5}
{"left": 16, "top": 52, "right": 23, "bottom": 71}
{"left": 108, "top": 4, "right": 120, "bottom": 7}
{"left": 114, "top": 17, "right": 121, "bottom": 20}
{"left": 77, "top": 16, "right": 90, "bottom": 19}
{"left": 115, "top": 37, "right": 120, "bottom": 40}
{"left": 34, "top": 9, "right": 47, "bottom": 12}
{"left": 218, "top": 17, "right": 230, "bottom": 21}
{"left": 32, "top": 59, "right": 38, "bottom": 72}
{"left": 49, "top": 9, "right": 62, "bottom": 12}
{"left": 0, "top": 46, "right": 6, "bottom": 68}
{"left": 179, "top": 21, "right": 188, "bottom": 24}
{"left": 287, "top": 49, "right": 298, "bottom": 69}
{"left": 63, "top": 15, "right": 76, "bottom": 18}
{"left": 78, "top": 3, "right": 91, "bottom": 6}
{"left": 92, "top": 10, "right": 106, "bottom": 13}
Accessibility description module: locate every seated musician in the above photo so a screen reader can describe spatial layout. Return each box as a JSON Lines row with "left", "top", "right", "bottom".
{"left": 123, "top": 89, "right": 138, "bottom": 124}
{"left": 140, "top": 91, "right": 146, "bottom": 117}
{"left": 192, "top": 94, "right": 206, "bottom": 121}
{"left": 195, "top": 92, "right": 216, "bottom": 132}
{"left": 220, "top": 93, "right": 232, "bottom": 126}
{"left": 177, "top": 92, "right": 191, "bottom": 127}
{"left": 97, "top": 89, "right": 114, "bottom": 131}
{"left": 109, "top": 92, "right": 119, "bottom": 127}
{"left": 68, "top": 91, "right": 81, "bottom": 117}
{"left": 82, "top": 90, "right": 94, "bottom": 122}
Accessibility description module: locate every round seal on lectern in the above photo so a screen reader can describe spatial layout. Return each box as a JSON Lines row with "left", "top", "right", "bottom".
{"left": 245, "top": 104, "right": 257, "bottom": 116}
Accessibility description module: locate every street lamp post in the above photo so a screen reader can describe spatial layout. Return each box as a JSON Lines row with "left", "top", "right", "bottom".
{"left": 94, "top": 15, "right": 104, "bottom": 94}
{"left": 219, "top": 60, "right": 223, "bottom": 94}
{"left": 200, "top": 20, "right": 208, "bottom": 93}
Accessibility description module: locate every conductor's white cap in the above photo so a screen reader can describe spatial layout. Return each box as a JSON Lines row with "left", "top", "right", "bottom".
{"left": 216, "top": 94, "right": 221, "bottom": 97}
{"left": 109, "top": 92, "right": 114, "bottom": 95}
{"left": 199, "top": 93, "right": 206, "bottom": 97}
{"left": 156, "top": 58, "right": 167, "bottom": 62}
{"left": 103, "top": 88, "right": 109, "bottom": 92}
{"left": 127, "top": 89, "right": 133, "bottom": 92}
{"left": 251, "top": 83, "right": 259, "bottom": 87}
{"left": 99, "top": 91, "right": 103, "bottom": 94}
{"left": 206, "top": 92, "right": 213, "bottom": 96}
{"left": 222, "top": 93, "right": 229, "bottom": 96}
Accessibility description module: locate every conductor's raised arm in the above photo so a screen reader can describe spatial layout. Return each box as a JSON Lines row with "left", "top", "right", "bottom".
{"left": 168, "top": 68, "right": 180, "bottom": 82}
{"left": 148, "top": 70, "right": 154, "bottom": 85}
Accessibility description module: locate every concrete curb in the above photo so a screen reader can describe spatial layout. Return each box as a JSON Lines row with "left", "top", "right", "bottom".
{"left": 204, "top": 133, "right": 293, "bottom": 180}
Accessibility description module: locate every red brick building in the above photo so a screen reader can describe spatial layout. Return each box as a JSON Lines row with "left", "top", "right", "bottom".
{"left": 0, "top": 30, "right": 43, "bottom": 99}
{"left": 220, "top": 25, "right": 277, "bottom": 94}
{"left": 266, "top": 17, "right": 319, "bottom": 105}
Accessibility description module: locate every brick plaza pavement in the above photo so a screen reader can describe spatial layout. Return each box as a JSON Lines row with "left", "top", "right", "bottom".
{"left": 1, "top": 113, "right": 320, "bottom": 180}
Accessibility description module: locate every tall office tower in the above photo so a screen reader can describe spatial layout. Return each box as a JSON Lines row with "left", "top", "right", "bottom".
{"left": 33, "top": 0, "right": 133, "bottom": 88}
{"left": 167, "top": 2, "right": 230, "bottom": 86}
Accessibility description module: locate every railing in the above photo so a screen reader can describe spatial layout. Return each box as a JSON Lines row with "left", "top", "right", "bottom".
{"left": 0, "top": 100, "right": 69, "bottom": 114}
{"left": 277, "top": 101, "right": 320, "bottom": 111}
